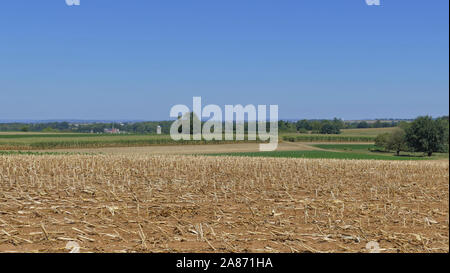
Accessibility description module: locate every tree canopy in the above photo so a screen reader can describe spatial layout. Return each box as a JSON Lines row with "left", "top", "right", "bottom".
{"left": 405, "top": 116, "right": 449, "bottom": 156}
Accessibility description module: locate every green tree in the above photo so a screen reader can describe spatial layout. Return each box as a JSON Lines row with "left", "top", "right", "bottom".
{"left": 398, "top": 121, "right": 411, "bottom": 131}
{"left": 278, "top": 120, "right": 296, "bottom": 133}
{"left": 357, "top": 121, "right": 369, "bottom": 128}
{"left": 436, "top": 116, "right": 449, "bottom": 153}
{"left": 405, "top": 116, "right": 448, "bottom": 156}
{"left": 375, "top": 133, "right": 390, "bottom": 150}
{"left": 373, "top": 120, "right": 382, "bottom": 128}
{"left": 310, "top": 121, "right": 322, "bottom": 133}
{"left": 319, "top": 122, "right": 341, "bottom": 134}
{"left": 332, "top": 118, "right": 344, "bottom": 130}
{"left": 296, "top": 119, "right": 312, "bottom": 131}
{"left": 386, "top": 129, "right": 408, "bottom": 156}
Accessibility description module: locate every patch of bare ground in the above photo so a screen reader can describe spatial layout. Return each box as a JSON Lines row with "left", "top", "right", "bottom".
{"left": 0, "top": 154, "right": 448, "bottom": 253}
{"left": 38, "top": 142, "right": 322, "bottom": 155}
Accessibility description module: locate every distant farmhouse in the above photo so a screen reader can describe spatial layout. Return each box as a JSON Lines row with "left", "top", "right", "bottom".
{"left": 104, "top": 128, "right": 120, "bottom": 134}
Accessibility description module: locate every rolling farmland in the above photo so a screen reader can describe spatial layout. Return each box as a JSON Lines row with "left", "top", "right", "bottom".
{"left": 0, "top": 130, "right": 448, "bottom": 253}
{"left": 0, "top": 130, "right": 390, "bottom": 151}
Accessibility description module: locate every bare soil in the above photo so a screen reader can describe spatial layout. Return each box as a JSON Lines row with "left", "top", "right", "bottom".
{"left": 39, "top": 142, "right": 324, "bottom": 155}
{"left": 0, "top": 154, "right": 448, "bottom": 253}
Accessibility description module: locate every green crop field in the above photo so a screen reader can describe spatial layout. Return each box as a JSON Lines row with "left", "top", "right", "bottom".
{"left": 0, "top": 133, "right": 265, "bottom": 150}
{"left": 0, "top": 129, "right": 385, "bottom": 150}
{"left": 340, "top": 127, "right": 399, "bottom": 136}
{"left": 0, "top": 128, "right": 396, "bottom": 150}
{"left": 0, "top": 150, "right": 91, "bottom": 156}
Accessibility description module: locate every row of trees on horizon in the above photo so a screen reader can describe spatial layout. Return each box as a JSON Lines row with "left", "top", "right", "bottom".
{"left": 0, "top": 116, "right": 448, "bottom": 136}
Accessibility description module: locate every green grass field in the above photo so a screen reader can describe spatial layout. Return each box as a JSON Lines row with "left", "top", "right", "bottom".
{"left": 209, "top": 143, "right": 448, "bottom": 161}
{"left": 313, "top": 144, "right": 448, "bottom": 159}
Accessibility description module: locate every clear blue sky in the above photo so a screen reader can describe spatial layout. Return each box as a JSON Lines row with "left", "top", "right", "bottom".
{"left": 1, "top": 0, "right": 448, "bottom": 121}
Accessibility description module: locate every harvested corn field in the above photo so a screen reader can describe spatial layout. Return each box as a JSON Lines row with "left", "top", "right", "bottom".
{"left": 0, "top": 154, "right": 448, "bottom": 253}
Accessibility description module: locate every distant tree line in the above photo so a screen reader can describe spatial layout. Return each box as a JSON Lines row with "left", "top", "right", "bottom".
{"left": 0, "top": 118, "right": 406, "bottom": 135}
{"left": 346, "top": 120, "right": 400, "bottom": 129}
{"left": 0, "top": 122, "right": 71, "bottom": 132}
{"left": 0, "top": 121, "right": 174, "bottom": 134}
{"left": 375, "top": 116, "right": 449, "bottom": 156}
{"left": 278, "top": 118, "right": 398, "bottom": 134}
{"left": 76, "top": 121, "right": 175, "bottom": 134}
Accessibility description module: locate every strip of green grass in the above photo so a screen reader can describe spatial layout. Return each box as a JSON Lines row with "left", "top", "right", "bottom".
{"left": 312, "top": 144, "right": 449, "bottom": 159}
{"left": 207, "top": 150, "right": 428, "bottom": 160}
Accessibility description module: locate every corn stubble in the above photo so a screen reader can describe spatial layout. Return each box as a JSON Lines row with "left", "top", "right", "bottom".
{"left": 0, "top": 154, "right": 448, "bottom": 253}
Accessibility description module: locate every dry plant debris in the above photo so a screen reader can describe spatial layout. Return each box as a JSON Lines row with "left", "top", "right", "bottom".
{"left": 0, "top": 154, "right": 448, "bottom": 253}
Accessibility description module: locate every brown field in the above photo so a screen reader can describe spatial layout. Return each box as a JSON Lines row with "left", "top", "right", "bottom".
{"left": 0, "top": 154, "right": 448, "bottom": 253}
{"left": 39, "top": 142, "right": 325, "bottom": 155}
